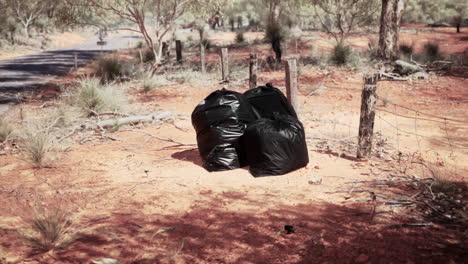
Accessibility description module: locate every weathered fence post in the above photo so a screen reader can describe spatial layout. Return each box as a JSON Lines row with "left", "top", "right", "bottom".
{"left": 357, "top": 73, "right": 379, "bottom": 159}
{"left": 74, "top": 52, "right": 78, "bottom": 69}
{"left": 249, "top": 54, "right": 257, "bottom": 89}
{"left": 162, "top": 42, "right": 169, "bottom": 60}
{"left": 139, "top": 50, "right": 143, "bottom": 64}
{"left": 200, "top": 42, "right": 206, "bottom": 74}
{"left": 220, "top": 48, "right": 229, "bottom": 82}
{"left": 285, "top": 59, "right": 299, "bottom": 112}
{"left": 175, "top": 40, "right": 183, "bottom": 64}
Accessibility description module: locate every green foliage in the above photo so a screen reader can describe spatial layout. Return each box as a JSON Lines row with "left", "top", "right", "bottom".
{"left": 331, "top": 44, "right": 353, "bottom": 65}
{"left": 235, "top": 31, "right": 245, "bottom": 43}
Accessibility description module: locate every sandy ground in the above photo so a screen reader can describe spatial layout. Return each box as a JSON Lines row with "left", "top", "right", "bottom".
{"left": 0, "top": 25, "right": 467, "bottom": 263}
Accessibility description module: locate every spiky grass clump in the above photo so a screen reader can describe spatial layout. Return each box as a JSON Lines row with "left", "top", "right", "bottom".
{"left": 424, "top": 42, "right": 441, "bottom": 62}
{"left": 76, "top": 78, "right": 126, "bottom": 116}
{"left": 331, "top": 44, "right": 353, "bottom": 65}
{"left": 141, "top": 74, "right": 161, "bottom": 93}
{"left": 18, "top": 196, "right": 77, "bottom": 253}
{"left": 20, "top": 131, "right": 51, "bottom": 168}
{"left": 0, "top": 118, "right": 13, "bottom": 142}
{"left": 96, "top": 56, "right": 135, "bottom": 83}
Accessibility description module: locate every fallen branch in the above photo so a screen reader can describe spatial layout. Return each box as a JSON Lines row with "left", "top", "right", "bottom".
{"left": 94, "top": 111, "right": 172, "bottom": 129}
{"left": 112, "top": 129, "right": 196, "bottom": 151}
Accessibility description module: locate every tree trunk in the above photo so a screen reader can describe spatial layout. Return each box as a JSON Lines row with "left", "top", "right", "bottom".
{"left": 456, "top": 23, "right": 461, "bottom": 33}
{"left": 378, "top": 0, "right": 406, "bottom": 61}
{"left": 272, "top": 39, "right": 282, "bottom": 63}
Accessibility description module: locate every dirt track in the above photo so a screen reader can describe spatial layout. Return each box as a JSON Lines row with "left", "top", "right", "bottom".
{"left": 0, "top": 34, "right": 141, "bottom": 114}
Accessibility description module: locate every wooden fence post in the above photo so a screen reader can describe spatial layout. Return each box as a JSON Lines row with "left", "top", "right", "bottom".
{"left": 175, "top": 40, "right": 183, "bottom": 64}
{"left": 357, "top": 73, "right": 379, "bottom": 159}
{"left": 220, "top": 48, "right": 229, "bottom": 82}
{"left": 162, "top": 42, "right": 169, "bottom": 59}
{"left": 74, "top": 52, "right": 78, "bottom": 69}
{"left": 285, "top": 59, "right": 299, "bottom": 112}
{"left": 200, "top": 42, "right": 206, "bottom": 74}
{"left": 249, "top": 54, "right": 257, "bottom": 89}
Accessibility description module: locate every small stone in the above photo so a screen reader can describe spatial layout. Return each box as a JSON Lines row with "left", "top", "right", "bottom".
{"left": 308, "top": 175, "right": 322, "bottom": 185}
{"left": 314, "top": 165, "right": 320, "bottom": 169}
{"left": 355, "top": 254, "right": 369, "bottom": 263}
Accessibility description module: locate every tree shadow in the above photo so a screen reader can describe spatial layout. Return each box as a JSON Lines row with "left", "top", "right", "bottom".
{"left": 43, "top": 190, "right": 467, "bottom": 264}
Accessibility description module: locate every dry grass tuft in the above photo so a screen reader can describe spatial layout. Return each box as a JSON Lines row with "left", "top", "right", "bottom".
{"left": 76, "top": 77, "right": 127, "bottom": 116}
{"left": 0, "top": 118, "right": 13, "bottom": 142}
{"left": 19, "top": 130, "right": 51, "bottom": 168}
{"left": 17, "top": 194, "right": 78, "bottom": 253}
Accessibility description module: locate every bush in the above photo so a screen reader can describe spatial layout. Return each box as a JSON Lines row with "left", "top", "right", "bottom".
{"left": 142, "top": 49, "right": 155, "bottom": 63}
{"left": 0, "top": 118, "right": 13, "bottom": 142}
{"left": 76, "top": 78, "right": 125, "bottom": 116}
{"left": 235, "top": 31, "right": 245, "bottom": 43}
{"left": 424, "top": 42, "right": 441, "bottom": 61}
{"left": 331, "top": 44, "right": 352, "bottom": 65}
{"left": 96, "top": 56, "right": 122, "bottom": 83}
{"left": 141, "top": 74, "right": 160, "bottom": 92}
{"left": 18, "top": 196, "right": 76, "bottom": 252}
{"left": 135, "top": 41, "right": 144, "bottom": 49}
{"left": 400, "top": 44, "right": 414, "bottom": 57}
{"left": 96, "top": 56, "right": 135, "bottom": 83}
{"left": 202, "top": 39, "right": 212, "bottom": 50}
{"left": 20, "top": 131, "right": 50, "bottom": 168}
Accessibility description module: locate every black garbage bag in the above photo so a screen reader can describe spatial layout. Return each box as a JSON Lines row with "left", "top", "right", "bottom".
{"left": 244, "top": 83, "right": 297, "bottom": 119}
{"left": 191, "top": 89, "right": 257, "bottom": 171}
{"left": 242, "top": 115, "right": 309, "bottom": 177}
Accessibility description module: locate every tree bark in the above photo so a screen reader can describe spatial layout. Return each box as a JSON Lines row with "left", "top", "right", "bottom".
{"left": 378, "top": 0, "right": 406, "bottom": 61}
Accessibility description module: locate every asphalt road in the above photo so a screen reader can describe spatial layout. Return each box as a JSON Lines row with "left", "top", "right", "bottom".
{"left": 0, "top": 34, "right": 141, "bottom": 114}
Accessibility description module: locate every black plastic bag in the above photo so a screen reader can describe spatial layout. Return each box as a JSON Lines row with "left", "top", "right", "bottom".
{"left": 191, "top": 89, "right": 257, "bottom": 171}
{"left": 242, "top": 115, "right": 309, "bottom": 177}
{"left": 243, "top": 83, "right": 297, "bottom": 119}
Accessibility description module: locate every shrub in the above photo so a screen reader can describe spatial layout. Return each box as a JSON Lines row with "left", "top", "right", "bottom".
{"left": 77, "top": 78, "right": 104, "bottom": 115}
{"left": 235, "top": 31, "right": 245, "bottom": 43}
{"left": 18, "top": 196, "right": 76, "bottom": 252}
{"left": 76, "top": 78, "right": 125, "bottom": 116}
{"left": 424, "top": 42, "right": 441, "bottom": 61}
{"left": 135, "top": 41, "right": 144, "bottom": 49}
{"left": 0, "top": 118, "right": 13, "bottom": 142}
{"left": 96, "top": 56, "right": 135, "bottom": 83}
{"left": 142, "top": 49, "right": 155, "bottom": 63}
{"left": 399, "top": 44, "right": 414, "bottom": 56}
{"left": 142, "top": 74, "right": 160, "bottom": 92}
{"left": 331, "top": 44, "right": 352, "bottom": 65}
{"left": 202, "top": 39, "right": 212, "bottom": 50}
{"left": 20, "top": 131, "right": 50, "bottom": 168}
